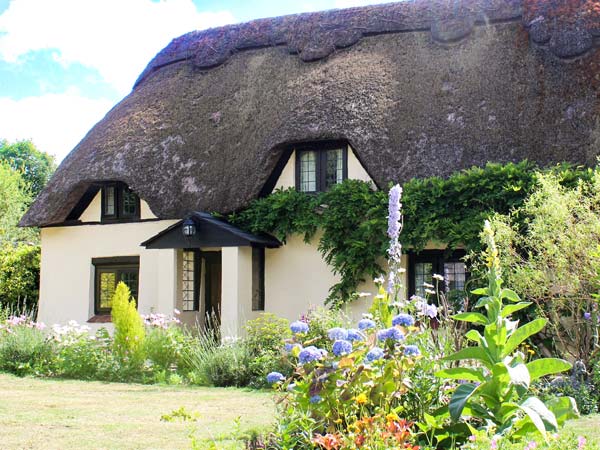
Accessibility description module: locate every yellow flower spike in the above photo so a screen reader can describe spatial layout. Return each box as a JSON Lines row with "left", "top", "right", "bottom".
{"left": 355, "top": 393, "right": 368, "bottom": 405}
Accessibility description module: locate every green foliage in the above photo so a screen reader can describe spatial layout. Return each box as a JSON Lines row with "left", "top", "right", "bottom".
{"left": 435, "top": 222, "right": 577, "bottom": 443}
{"left": 111, "top": 282, "right": 146, "bottom": 366}
{"left": 487, "top": 169, "right": 600, "bottom": 365}
{"left": 0, "top": 244, "right": 40, "bottom": 310}
{"left": 144, "top": 325, "right": 187, "bottom": 373}
{"left": 231, "top": 162, "right": 592, "bottom": 305}
{"left": 0, "top": 162, "right": 37, "bottom": 246}
{"left": 0, "top": 139, "right": 56, "bottom": 198}
{"left": 0, "top": 316, "right": 55, "bottom": 376}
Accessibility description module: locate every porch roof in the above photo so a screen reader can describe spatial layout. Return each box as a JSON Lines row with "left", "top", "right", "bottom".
{"left": 141, "top": 212, "right": 281, "bottom": 249}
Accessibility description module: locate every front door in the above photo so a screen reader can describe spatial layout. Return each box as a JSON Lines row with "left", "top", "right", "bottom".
{"left": 203, "top": 251, "right": 222, "bottom": 326}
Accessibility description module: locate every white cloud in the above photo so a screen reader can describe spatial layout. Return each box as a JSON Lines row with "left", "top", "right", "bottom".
{"left": 0, "top": 91, "right": 114, "bottom": 161}
{"left": 0, "top": 0, "right": 236, "bottom": 95}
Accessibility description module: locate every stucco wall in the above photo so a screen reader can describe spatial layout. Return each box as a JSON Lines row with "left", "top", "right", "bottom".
{"left": 273, "top": 145, "right": 374, "bottom": 191}
{"left": 39, "top": 220, "right": 178, "bottom": 329}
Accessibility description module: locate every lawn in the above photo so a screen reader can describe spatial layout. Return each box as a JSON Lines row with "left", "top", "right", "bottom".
{"left": 0, "top": 373, "right": 274, "bottom": 449}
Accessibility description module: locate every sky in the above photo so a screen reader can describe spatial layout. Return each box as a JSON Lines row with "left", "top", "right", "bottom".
{"left": 0, "top": 0, "right": 383, "bottom": 162}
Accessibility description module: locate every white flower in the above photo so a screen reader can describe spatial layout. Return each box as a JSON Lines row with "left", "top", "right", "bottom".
{"left": 424, "top": 288, "right": 436, "bottom": 295}
{"left": 433, "top": 273, "right": 444, "bottom": 281}
{"left": 375, "top": 294, "right": 385, "bottom": 299}
{"left": 362, "top": 313, "right": 374, "bottom": 319}
{"left": 397, "top": 268, "right": 406, "bottom": 273}
{"left": 423, "top": 282, "right": 434, "bottom": 289}
{"left": 173, "top": 308, "right": 181, "bottom": 315}
{"left": 373, "top": 276, "right": 386, "bottom": 285}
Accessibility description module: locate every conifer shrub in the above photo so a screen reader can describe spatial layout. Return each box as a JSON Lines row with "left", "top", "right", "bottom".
{"left": 111, "top": 282, "right": 146, "bottom": 367}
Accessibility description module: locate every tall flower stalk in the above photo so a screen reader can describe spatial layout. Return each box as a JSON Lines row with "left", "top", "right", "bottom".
{"left": 386, "top": 184, "right": 403, "bottom": 301}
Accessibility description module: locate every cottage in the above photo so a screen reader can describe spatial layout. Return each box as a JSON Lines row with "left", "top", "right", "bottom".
{"left": 20, "top": 0, "right": 600, "bottom": 333}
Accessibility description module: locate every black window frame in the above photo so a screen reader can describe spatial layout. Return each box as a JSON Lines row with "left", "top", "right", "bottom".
{"left": 100, "top": 182, "right": 141, "bottom": 222}
{"left": 295, "top": 142, "right": 348, "bottom": 193}
{"left": 408, "top": 249, "right": 468, "bottom": 298}
{"left": 252, "top": 247, "right": 265, "bottom": 311}
{"left": 92, "top": 256, "right": 140, "bottom": 315}
{"left": 182, "top": 249, "right": 201, "bottom": 312}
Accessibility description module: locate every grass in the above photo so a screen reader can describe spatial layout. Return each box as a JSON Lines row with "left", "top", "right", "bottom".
{"left": 0, "top": 373, "right": 274, "bottom": 450}
{"left": 565, "top": 413, "right": 600, "bottom": 442}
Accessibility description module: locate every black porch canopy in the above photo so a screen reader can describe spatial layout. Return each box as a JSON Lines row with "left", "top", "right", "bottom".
{"left": 141, "top": 212, "right": 281, "bottom": 249}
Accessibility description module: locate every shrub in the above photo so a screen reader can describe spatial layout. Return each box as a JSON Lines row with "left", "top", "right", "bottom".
{"left": 111, "top": 282, "right": 145, "bottom": 367}
{"left": 143, "top": 317, "right": 187, "bottom": 373}
{"left": 0, "top": 315, "right": 54, "bottom": 376}
{"left": 0, "top": 244, "right": 40, "bottom": 311}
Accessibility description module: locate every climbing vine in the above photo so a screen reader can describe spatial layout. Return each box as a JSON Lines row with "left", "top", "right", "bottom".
{"left": 229, "top": 161, "right": 593, "bottom": 306}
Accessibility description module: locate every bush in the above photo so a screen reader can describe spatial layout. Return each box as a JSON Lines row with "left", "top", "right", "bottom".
{"left": 0, "top": 244, "right": 40, "bottom": 311}
{"left": 143, "top": 318, "right": 187, "bottom": 373}
{"left": 111, "top": 282, "right": 145, "bottom": 367}
{"left": 0, "top": 315, "right": 55, "bottom": 376}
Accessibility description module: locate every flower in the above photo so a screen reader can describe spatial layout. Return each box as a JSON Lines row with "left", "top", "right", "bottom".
{"left": 578, "top": 436, "right": 587, "bottom": 449}
{"left": 290, "top": 320, "right": 309, "bottom": 334}
{"left": 373, "top": 276, "right": 386, "bottom": 285}
{"left": 424, "top": 288, "right": 436, "bottom": 295}
{"left": 376, "top": 327, "right": 405, "bottom": 342}
{"left": 387, "top": 184, "right": 402, "bottom": 240}
{"left": 266, "top": 371, "right": 285, "bottom": 384}
{"left": 365, "top": 347, "right": 384, "bottom": 362}
{"left": 173, "top": 308, "right": 181, "bottom": 315}
{"left": 392, "top": 313, "right": 415, "bottom": 327}
{"left": 332, "top": 339, "right": 353, "bottom": 356}
{"left": 284, "top": 343, "right": 302, "bottom": 353}
{"left": 490, "top": 438, "right": 498, "bottom": 450}
{"left": 357, "top": 292, "right": 371, "bottom": 298}
{"left": 468, "top": 435, "right": 477, "bottom": 442}
{"left": 346, "top": 329, "right": 363, "bottom": 341}
{"left": 298, "top": 346, "right": 326, "bottom": 364}
{"left": 328, "top": 327, "right": 348, "bottom": 341}
{"left": 404, "top": 345, "right": 420, "bottom": 356}
{"left": 423, "top": 282, "right": 434, "bottom": 289}
{"left": 358, "top": 318, "right": 376, "bottom": 330}
{"left": 433, "top": 273, "right": 444, "bottom": 281}
{"left": 309, "top": 395, "right": 322, "bottom": 404}
{"left": 584, "top": 312, "right": 592, "bottom": 320}
{"left": 525, "top": 441, "right": 538, "bottom": 450}
{"left": 425, "top": 303, "right": 438, "bottom": 318}
{"left": 355, "top": 393, "right": 368, "bottom": 405}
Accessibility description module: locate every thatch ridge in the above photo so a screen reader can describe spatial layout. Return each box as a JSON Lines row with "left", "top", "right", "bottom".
{"left": 21, "top": 0, "right": 600, "bottom": 227}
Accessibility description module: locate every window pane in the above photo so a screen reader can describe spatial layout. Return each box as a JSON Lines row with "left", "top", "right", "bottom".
{"left": 299, "top": 151, "right": 317, "bottom": 192}
{"left": 119, "top": 270, "right": 139, "bottom": 301}
{"left": 104, "top": 186, "right": 115, "bottom": 216}
{"left": 99, "top": 271, "right": 116, "bottom": 310}
{"left": 325, "top": 148, "right": 343, "bottom": 189}
{"left": 252, "top": 248, "right": 265, "bottom": 311}
{"left": 182, "top": 251, "right": 196, "bottom": 311}
{"left": 414, "top": 262, "right": 433, "bottom": 297}
{"left": 444, "top": 262, "right": 466, "bottom": 292}
{"left": 122, "top": 187, "right": 138, "bottom": 217}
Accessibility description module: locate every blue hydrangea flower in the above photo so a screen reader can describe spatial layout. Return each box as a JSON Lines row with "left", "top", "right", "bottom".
{"left": 377, "top": 327, "right": 405, "bottom": 342}
{"left": 404, "top": 345, "right": 421, "bottom": 356}
{"left": 358, "top": 319, "right": 376, "bottom": 330}
{"left": 347, "top": 329, "right": 363, "bottom": 341}
{"left": 290, "top": 320, "right": 309, "bottom": 334}
{"left": 298, "top": 346, "right": 326, "bottom": 364}
{"left": 266, "top": 371, "right": 285, "bottom": 384}
{"left": 392, "top": 313, "right": 415, "bottom": 327}
{"left": 365, "top": 347, "right": 384, "bottom": 362}
{"left": 309, "top": 395, "right": 322, "bottom": 404}
{"left": 284, "top": 343, "right": 303, "bottom": 353}
{"left": 332, "top": 339, "right": 352, "bottom": 356}
{"left": 328, "top": 327, "right": 348, "bottom": 341}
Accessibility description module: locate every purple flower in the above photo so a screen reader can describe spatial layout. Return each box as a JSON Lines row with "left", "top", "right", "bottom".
{"left": 347, "top": 329, "right": 363, "bottom": 341}
{"left": 309, "top": 395, "right": 322, "bottom": 404}
{"left": 392, "top": 313, "right": 415, "bottom": 327}
{"left": 290, "top": 320, "right": 309, "bottom": 334}
{"left": 266, "top": 372, "right": 285, "bottom": 384}
{"left": 365, "top": 347, "right": 384, "bottom": 362}
{"left": 298, "top": 346, "right": 326, "bottom": 364}
{"left": 584, "top": 312, "right": 592, "bottom": 320}
{"left": 328, "top": 327, "right": 348, "bottom": 341}
{"left": 404, "top": 345, "right": 420, "bottom": 356}
{"left": 332, "top": 339, "right": 353, "bottom": 356}
{"left": 358, "top": 319, "right": 376, "bottom": 330}
{"left": 377, "top": 327, "right": 405, "bottom": 342}
{"left": 387, "top": 184, "right": 402, "bottom": 240}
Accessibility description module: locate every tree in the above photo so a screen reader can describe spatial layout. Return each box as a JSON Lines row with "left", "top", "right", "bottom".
{"left": 0, "top": 139, "right": 56, "bottom": 199}
{"left": 0, "top": 162, "right": 36, "bottom": 245}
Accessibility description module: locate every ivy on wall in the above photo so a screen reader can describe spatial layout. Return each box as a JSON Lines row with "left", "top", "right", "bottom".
{"left": 229, "top": 161, "right": 593, "bottom": 306}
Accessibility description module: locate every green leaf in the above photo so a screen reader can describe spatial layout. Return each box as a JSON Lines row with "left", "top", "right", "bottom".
{"left": 501, "top": 302, "right": 532, "bottom": 317}
{"left": 471, "top": 287, "right": 488, "bottom": 295}
{"left": 452, "top": 312, "right": 488, "bottom": 325}
{"left": 517, "top": 401, "right": 547, "bottom": 439}
{"left": 443, "top": 347, "right": 493, "bottom": 369}
{"left": 520, "top": 397, "right": 558, "bottom": 434}
{"left": 507, "top": 362, "right": 530, "bottom": 388}
{"left": 503, "top": 318, "right": 547, "bottom": 357}
{"left": 464, "top": 329, "right": 483, "bottom": 343}
{"left": 449, "top": 383, "right": 479, "bottom": 422}
{"left": 527, "top": 358, "right": 572, "bottom": 381}
{"left": 500, "top": 288, "right": 521, "bottom": 303}
{"left": 435, "top": 367, "right": 486, "bottom": 383}
{"left": 545, "top": 396, "right": 579, "bottom": 426}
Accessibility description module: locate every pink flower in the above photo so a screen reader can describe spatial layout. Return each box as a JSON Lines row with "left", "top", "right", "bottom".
{"left": 173, "top": 308, "right": 181, "bottom": 315}
{"left": 578, "top": 436, "right": 587, "bottom": 449}
{"left": 525, "top": 441, "right": 538, "bottom": 449}
{"left": 468, "top": 435, "right": 477, "bottom": 442}
{"left": 490, "top": 439, "right": 498, "bottom": 450}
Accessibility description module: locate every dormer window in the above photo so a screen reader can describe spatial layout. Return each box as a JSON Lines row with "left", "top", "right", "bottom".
{"left": 295, "top": 143, "right": 348, "bottom": 193}
{"left": 101, "top": 183, "right": 140, "bottom": 221}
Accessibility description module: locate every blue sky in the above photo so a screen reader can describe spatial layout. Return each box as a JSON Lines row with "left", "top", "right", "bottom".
{"left": 0, "top": 0, "right": 381, "bottom": 161}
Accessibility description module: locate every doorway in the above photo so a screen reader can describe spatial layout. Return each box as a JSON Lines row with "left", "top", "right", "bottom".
{"left": 203, "top": 251, "right": 222, "bottom": 326}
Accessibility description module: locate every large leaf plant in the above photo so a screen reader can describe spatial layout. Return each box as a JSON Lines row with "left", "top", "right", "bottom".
{"left": 434, "top": 220, "right": 578, "bottom": 442}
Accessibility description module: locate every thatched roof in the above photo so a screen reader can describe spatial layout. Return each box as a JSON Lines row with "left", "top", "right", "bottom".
{"left": 21, "top": 0, "right": 600, "bottom": 227}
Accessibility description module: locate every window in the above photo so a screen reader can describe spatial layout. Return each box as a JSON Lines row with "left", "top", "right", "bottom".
{"left": 252, "top": 247, "right": 265, "bottom": 311}
{"left": 295, "top": 144, "right": 348, "bottom": 193}
{"left": 93, "top": 256, "right": 140, "bottom": 315}
{"left": 101, "top": 183, "right": 140, "bottom": 221}
{"left": 408, "top": 250, "right": 468, "bottom": 301}
{"left": 182, "top": 250, "right": 200, "bottom": 312}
